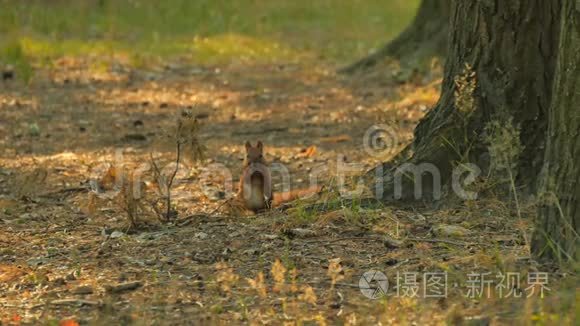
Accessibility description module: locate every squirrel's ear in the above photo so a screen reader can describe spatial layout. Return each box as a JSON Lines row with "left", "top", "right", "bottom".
{"left": 256, "top": 141, "right": 263, "bottom": 150}
{"left": 245, "top": 141, "right": 252, "bottom": 150}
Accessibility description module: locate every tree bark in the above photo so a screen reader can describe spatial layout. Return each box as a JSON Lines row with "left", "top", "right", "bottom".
{"left": 532, "top": 0, "right": 580, "bottom": 263}
{"left": 339, "top": 0, "right": 450, "bottom": 74}
{"left": 370, "top": 0, "right": 562, "bottom": 200}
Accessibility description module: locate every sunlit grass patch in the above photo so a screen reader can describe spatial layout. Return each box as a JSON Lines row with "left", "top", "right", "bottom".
{"left": 20, "top": 37, "right": 122, "bottom": 60}
{"left": 2, "top": 33, "right": 303, "bottom": 76}
{"left": 0, "top": 37, "right": 33, "bottom": 82}
{"left": 0, "top": 0, "right": 420, "bottom": 68}
{"left": 0, "top": 36, "right": 129, "bottom": 82}
{"left": 192, "top": 34, "right": 303, "bottom": 64}
{"left": 393, "top": 81, "right": 441, "bottom": 109}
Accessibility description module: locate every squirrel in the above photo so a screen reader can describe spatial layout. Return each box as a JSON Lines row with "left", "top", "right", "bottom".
{"left": 237, "top": 141, "right": 322, "bottom": 213}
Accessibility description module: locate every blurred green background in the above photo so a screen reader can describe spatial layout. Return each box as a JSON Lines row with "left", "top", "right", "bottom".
{"left": 0, "top": 0, "right": 419, "bottom": 78}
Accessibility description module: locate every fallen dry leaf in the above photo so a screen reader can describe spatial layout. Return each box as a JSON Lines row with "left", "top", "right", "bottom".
{"left": 319, "top": 134, "right": 352, "bottom": 144}
{"left": 297, "top": 145, "right": 317, "bottom": 158}
{"left": 60, "top": 319, "right": 80, "bottom": 326}
{"left": 0, "top": 264, "right": 27, "bottom": 283}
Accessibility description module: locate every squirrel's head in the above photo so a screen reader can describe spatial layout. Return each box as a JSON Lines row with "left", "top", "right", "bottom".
{"left": 244, "top": 141, "right": 266, "bottom": 166}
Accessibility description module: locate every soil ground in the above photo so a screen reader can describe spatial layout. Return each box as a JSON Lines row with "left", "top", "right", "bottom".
{"left": 0, "top": 55, "right": 576, "bottom": 325}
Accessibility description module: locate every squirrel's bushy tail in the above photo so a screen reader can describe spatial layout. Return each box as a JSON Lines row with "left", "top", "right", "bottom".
{"left": 272, "top": 185, "right": 323, "bottom": 206}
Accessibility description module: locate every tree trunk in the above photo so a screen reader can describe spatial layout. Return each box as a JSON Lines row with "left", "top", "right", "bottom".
{"left": 532, "top": 0, "right": 580, "bottom": 263}
{"left": 370, "top": 0, "right": 562, "bottom": 200}
{"left": 339, "top": 0, "right": 450, "bottom": 74}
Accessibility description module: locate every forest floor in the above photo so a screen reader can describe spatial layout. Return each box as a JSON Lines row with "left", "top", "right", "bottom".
{"left": 0, "top": 55, "right": 576, "bottom": 325}
{"left": 0, "top": 0, "right": 577, "bottom": 322}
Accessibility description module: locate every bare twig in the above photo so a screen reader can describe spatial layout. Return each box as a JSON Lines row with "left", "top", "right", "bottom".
{"left": 49, "top": 299, "right": 102, "bottom": 307}
{"left": 105, "top": 281, "right": 143, "bottom": 293}
{"left": 165, "top": 141, "right": 182, "bottom": 221}
{"left": 405, "top": 237, "right": 471, "bottom": 246}
{"left": 209, "top": 198, "right": 233, "bottom": 216}
{"left": 306, "top": 236, "right": 474, "bottom": 246}
{"left": 305, "top": 236, "right": 382, "bottom": 244}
